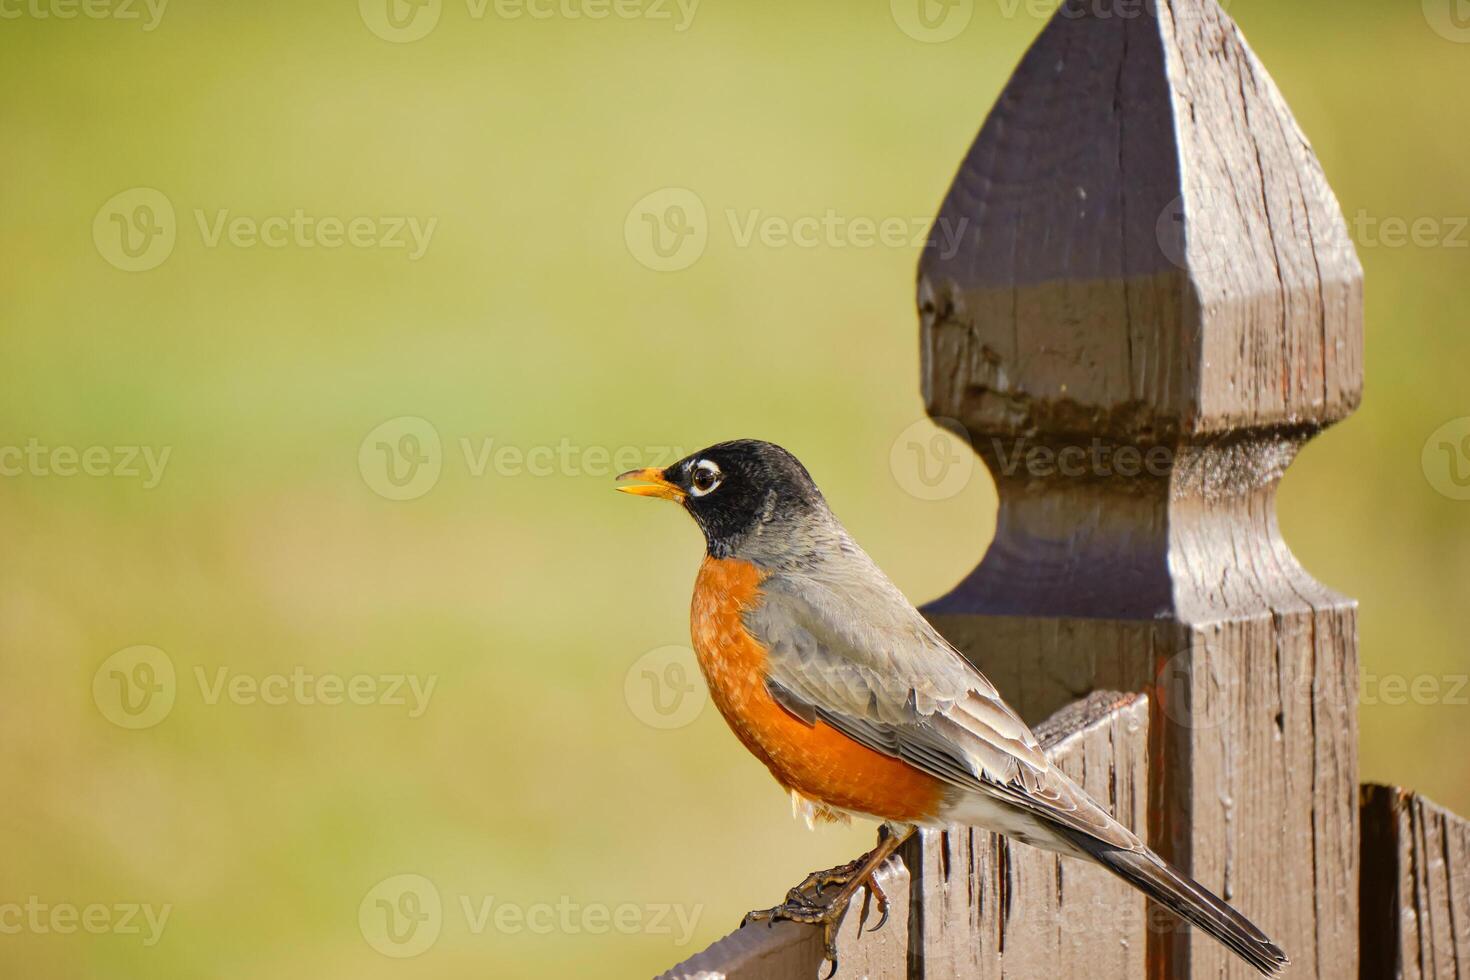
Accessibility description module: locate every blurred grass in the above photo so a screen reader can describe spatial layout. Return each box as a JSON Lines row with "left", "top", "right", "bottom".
{"left": 1, "top": 0, "right": 1467, "bottom": 975}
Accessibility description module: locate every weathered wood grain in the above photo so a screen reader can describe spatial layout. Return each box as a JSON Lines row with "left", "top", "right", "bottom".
{"left": 919, "top": 0, "right": 1362, "bottom": 440}
{"left": 916, "top": 1, "right": 1364, "bottom": 978}
{"left": 656, "top": 857, "right": 910, "bottom": 980}
{"left": 659, "top": 692, "right": 1148, "bottom": 979}
{"left": 903, "top": 691, "right": 1150, "bottom": 979}
{"left": 657, "top": 920, "right": 823, "bottom": 980}
{"left": 1361, "top": 784, "right": 1470, "bottom": 979}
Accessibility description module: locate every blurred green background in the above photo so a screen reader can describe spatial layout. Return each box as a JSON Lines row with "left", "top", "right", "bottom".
{"left": 2, "top": 0, "right": 1467, "bottom": 975}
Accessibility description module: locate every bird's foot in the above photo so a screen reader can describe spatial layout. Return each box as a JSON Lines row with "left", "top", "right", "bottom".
{"left": 784, "top": 857, "right": 867, "bottom": 905}
{"left": 739, "top": 835, "right": 901, "bottom": 979}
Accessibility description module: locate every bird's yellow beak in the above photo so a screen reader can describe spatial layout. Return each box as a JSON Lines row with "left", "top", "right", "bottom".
{"left": 615, "top": 468, "right": 686, "bottom": 502}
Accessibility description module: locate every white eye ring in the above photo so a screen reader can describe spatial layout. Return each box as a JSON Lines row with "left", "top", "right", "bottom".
{"left": 688, "top": 459, "right": 723, "bottom": 497}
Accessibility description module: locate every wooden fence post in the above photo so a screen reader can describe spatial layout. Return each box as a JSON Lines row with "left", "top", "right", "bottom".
{"left": 901, "top": 693, "right": 1151, "bottom": 978}
{"left": 917, "top": 0, "right": 1362, "bottom": 977}
{"left": 1360, "top": 785, "right": 1470, "bottom": 977}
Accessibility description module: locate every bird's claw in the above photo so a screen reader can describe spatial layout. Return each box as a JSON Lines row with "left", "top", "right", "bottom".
{"left": 743, "top": 902, "right": 843, "bottom": 974}
{"left": 738, "top": 854, "right": 895, "bottom": 977}
{"left": 863, "top": 883, "right": 890, "bottom": 933}
{"left": 788, "top": 857, "right": 865, "bottom": 902}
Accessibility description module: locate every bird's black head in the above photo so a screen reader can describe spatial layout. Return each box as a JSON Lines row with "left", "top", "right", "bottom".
{"left": 616, "top": 439, "right": 827, "bottom": 559}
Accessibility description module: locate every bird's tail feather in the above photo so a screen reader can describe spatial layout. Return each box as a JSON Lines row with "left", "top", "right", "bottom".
{"left": 1073, "top": 838, "right": 1289, "bottom": 978}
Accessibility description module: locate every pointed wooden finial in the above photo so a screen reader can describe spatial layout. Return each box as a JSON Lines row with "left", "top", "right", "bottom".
{"left": 919, "top": 0, "right": 1361, "bottom": 441}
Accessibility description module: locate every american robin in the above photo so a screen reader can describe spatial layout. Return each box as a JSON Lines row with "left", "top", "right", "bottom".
{"left": 618, "top": 439, "right": 1287, "bottom": 977}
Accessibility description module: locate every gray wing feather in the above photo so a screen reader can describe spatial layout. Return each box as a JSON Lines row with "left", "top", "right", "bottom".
{"left": 749, "top": 554, "right": 1138, "bottom": 850}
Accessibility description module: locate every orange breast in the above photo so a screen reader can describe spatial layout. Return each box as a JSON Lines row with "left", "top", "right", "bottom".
{"left": 690, "top": 556, "right": 945, "bottom": 824}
